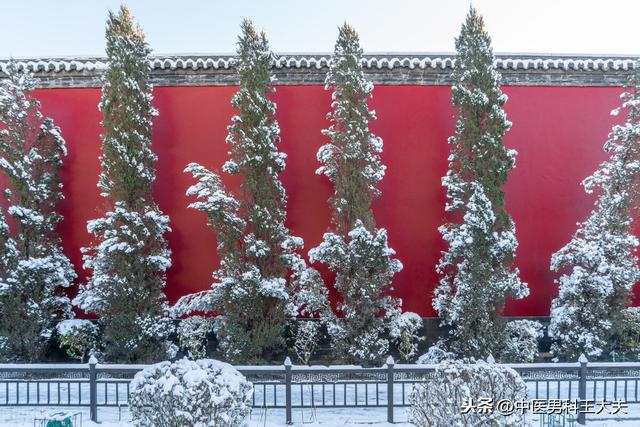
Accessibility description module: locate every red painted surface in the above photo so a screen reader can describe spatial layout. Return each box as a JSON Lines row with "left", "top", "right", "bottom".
{"left": 31, "top": 84, "right": 627, "bottom": 317}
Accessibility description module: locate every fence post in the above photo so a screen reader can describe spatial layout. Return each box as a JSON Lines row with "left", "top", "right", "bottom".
{"left": 285, "top": 356, "right": 292, "bottom": 425}
{"left": 386, "top": 356, "right": 395, "bottom": 423}
{"left": 88, "top": 355, "right": 98, "bottom": 423}
{"left": 578, "top": 354, "right": 588, "bottom": 426}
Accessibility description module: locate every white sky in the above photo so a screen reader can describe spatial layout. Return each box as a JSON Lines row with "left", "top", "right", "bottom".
{"left": 0, "top": 0, "right": 637, "bottom": 58}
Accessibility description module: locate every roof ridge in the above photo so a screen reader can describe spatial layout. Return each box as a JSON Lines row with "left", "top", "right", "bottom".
{"left": 0, "top": 53, "right": 638, "bottom": 73}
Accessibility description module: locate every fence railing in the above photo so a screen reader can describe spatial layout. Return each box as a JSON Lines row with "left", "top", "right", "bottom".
{"left": 0, "top": 356, "right": 638, "bottom": 425}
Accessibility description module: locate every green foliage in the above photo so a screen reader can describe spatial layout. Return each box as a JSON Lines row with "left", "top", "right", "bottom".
{"left": 57, "top": 320, "right": 99, "bottom": 362}
{"left": 292, "top": 320, "right": 322, "bottom": 365}
{"left": 390, "top": 312, "right": 424, "bottom": 362}
{"left": 177, "top": 316, "right": 213, "bottom": 359}
{"left": 317, "top": 24, "right": 384, "bottom": 235}
{"left": 73, "top": 6, "right": 173, "bottom": 363}
{"left": 98, "top": 6, "right": 156, "bottom": 209}
{"left": 433, "top": 7, "right": 528, "bottom": 359}
{"left": 498, "top": 319, "right": 543, "bottom": 363}
{"left": 0, "top": 63, "right": 76, "bottom": 361}
{"left": 611, "top": 308, "right": 640, "bottom": 358}
{"left": 176, "top": 20, "right": 327, "bottom": 364}
{"left": 549, "top": 65, "right": 640, "bottom": 360}
{"left": 309, "top": 24, "right": 415, "bottom": 365}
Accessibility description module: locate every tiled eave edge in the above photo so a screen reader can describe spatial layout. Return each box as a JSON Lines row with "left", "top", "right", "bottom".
{"left": 0, "top": 53, "right": 637, "bottom": 88}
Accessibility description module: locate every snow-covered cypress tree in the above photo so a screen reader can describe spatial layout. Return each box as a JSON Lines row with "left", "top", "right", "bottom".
{"left": 0, "top": 206, "right": 16, "bottom": 283}
{"left": 0, "top": 63, "right": 76, "bottom": 361}
{"left": 549, "top": 64, "right": 640, "bottom": 360}
{"left": 433, "top": 7, "right": 528, "bottom": 359}
{"left": 73, "top": 6, "right": 174, "bottom": 363}
{"left": 174, "top": 20, "right": 327, "bottom": 363}
{"left": 308, "top": 24, "right": 412, "bottom": 365}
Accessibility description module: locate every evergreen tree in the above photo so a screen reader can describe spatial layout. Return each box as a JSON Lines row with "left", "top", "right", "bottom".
{"left": 433, "top": 7, "right": 528, "bottom": 359}
{"left": 73, "top": 6, "right": 174, "bottom": 363}
{"left": 174, "top": 20, "right": 327, "bottom": 363}
{"left": 0, "top": 206, "right": 16, "bottom": 285}
{"left": 549, "top": 64, "right": 640, "bottom": 360}
{"left": 0, "top": 63, "right": 76, "bottom": 360}
{"left": 308, "top": 24, "right": 410, "bottom": 365}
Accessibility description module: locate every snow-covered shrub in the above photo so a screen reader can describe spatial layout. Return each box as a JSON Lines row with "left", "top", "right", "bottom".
{"left": 130, "top": 315, "right": 178, "bottom": 361}
{"left": 612, "top": 307, "right": 640, "bottom": 358}
{"left": 56, "top": 320, "right": 99, "bottom": 362}
{"left": 433, "top": 7, "right": 528, "bottom": 360}
{"left": 130, "top": 358, "right": 253, "bottom": 427}
{"left": 416, "top": 341, "right": 455, "bottom": 364}
{"left": 310, "top": 223, "right": 403, "bottom": 365}
{"left": 389, "top": 312, "right": 423, "bottom": 361}
{"left": 408, "top": 361, "right": 527, "bottom": 426}
{"left": 499, "top": 319, "right": 543, "bottom": 363}
{"left": 178, "top": 316, "right": 213, "bottom": 359}
{"left": 293, "top": 320, "right": 321, "bottom": 364}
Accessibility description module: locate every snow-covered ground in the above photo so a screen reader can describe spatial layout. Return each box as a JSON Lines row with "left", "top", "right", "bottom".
{"left": 3, "top": 405, "right": 640, "bottom": 426}
{"left": 4, "top": 406, "right": 412, "bottom": 426}
{"left": 2, "top": 376, "right": 639, "bottom": 426}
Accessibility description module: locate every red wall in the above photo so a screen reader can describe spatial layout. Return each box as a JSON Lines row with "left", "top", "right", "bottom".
{"left": 32, "top": 84, "right": 626, "bottom": 317}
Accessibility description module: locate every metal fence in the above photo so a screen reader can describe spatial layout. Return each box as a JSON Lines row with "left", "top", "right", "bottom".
{"left": 0, "top": 357, "right": 638, "bottom": 424}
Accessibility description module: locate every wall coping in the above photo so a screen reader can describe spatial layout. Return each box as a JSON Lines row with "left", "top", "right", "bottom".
{"left": 0, "top": 53, "right": 637, "bottom": 88}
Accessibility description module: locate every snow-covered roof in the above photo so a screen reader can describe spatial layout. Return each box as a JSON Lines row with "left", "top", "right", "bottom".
{"left": 0, "top": 53, "right": 636, "bottom": 88}
{"left": 1, "top": 53, "right": 636, "bottom": 72}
